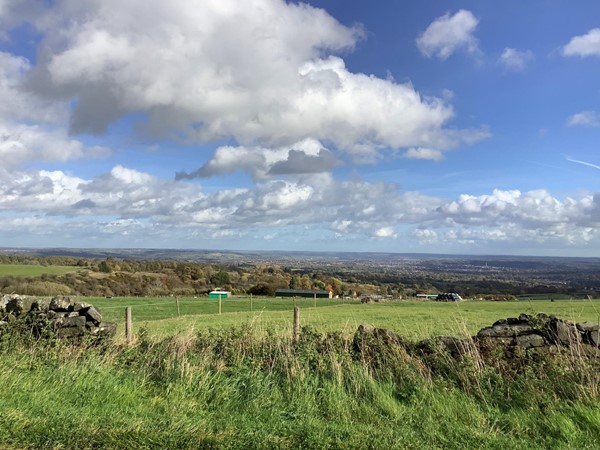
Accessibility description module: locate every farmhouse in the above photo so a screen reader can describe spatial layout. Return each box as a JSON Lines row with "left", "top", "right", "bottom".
{"left": 209, "top": 290, "right": 231, "bottom": 299}
{"left": 276, "top": 289, "right": 332, "bottom": 299}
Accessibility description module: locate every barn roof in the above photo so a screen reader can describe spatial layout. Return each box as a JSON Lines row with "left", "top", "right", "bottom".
{"left": 276, "top": 289, "right": 330, "bottom": 295}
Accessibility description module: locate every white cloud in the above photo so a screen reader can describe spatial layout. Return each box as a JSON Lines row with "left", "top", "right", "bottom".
{"left": 177, "top": 138, "right": 338, "bottom": 181}
{"left": 416, "top": 10, "right": 480, "bottom": 60}
{"left": 0, "top": 0, "right": 44, "bottom": 39}
{"left": 0, "top": 51, "right": 66, "bottom": 124}
{"left": 567, "top": 111, "right": 600, "bottom": 127}
{"left": 0, "top": 122, "right": 110, "bottom": 168}
{"left": 435, "top": 189, "right": 598, "bottom": 232}
{"left": 499, "top": 48, "right": 534, "bottom": 71}
{"left": 0, "top": 2, "right": 594, "bottom": 253}
{"left": 374, "top": 226, "right": 396, "bottom": 238}
{"left": 403, "top": 147, "right": 444, "bottom": 161}
{"left": 413, "top": 228, "right": 438, "bottom": 244}
{"left": 0, "top": 165, "right": 597, "bottom": 250}
{"left": 20, "top": 0, "right": 486, "bottom": 158}
{"left": 563, "top": 28, "right": 600, "bottom": 57}
{"left": 0, "top": 51, "right": 111, "bottom": 168}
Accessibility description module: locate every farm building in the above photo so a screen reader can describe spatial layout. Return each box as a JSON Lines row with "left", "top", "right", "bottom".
{"left": 276, "top": 289, "right": 332, "bottom": 299}
{"left": 435, "top": 293, "right": 463, "bottom": 302}
{"left": 416, "top": 294, "right": 437, "bottom": 299}
{"left": 209, "top": 290, "right": 231, "bottom": 299}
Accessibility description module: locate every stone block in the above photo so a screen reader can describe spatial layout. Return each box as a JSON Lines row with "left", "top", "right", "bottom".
{"left": 478, "top": 336, "right": 515, "bottom": 346}
{"left": 576, "top": 321, "right": 599, "bottom": 333}
{"left": 547, "top": 319, "right": 581, "bottom": 347}
{"left": 47, "top": 310, "right": 69, "bottom": 319}
{"left": 91, "top": 322, "right": 117, "bottom": 338}
{"left": 73, "top": 302, "right": 92, "bottom": 312}
{"left": 477, "top": 323, "right": 533, "bottom": 338}
{"left": 81, "top": 306, "right": 103, "bottom": 326}
{"left": 49, "top": 296, "right": 74, "bottom": 312}
{"left": 0, "top": 295, "right": 9, "bottom": 313}
{"left": 515, "top": 334, "right": 545, "bottom": 349}
{"left": 56, "top": 327, "right": 85, "bottom": 338}
{"left": 506, "top": 317, "right": 526, "bottom": 325}
{"left": 31, "top": 298, "right": 51, "bottom": 312}
{"left": 585, "top": 331, "right": 599, "bottom": 347}
{"left": 53, "top": 315, "right": 86, "bottom": 329}
{"left": 5, "top": 296, "right": 36, "bottom": 318}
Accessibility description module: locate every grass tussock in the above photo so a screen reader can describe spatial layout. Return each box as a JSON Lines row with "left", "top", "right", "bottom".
{"left": 0, "top": 320, "right": 600, "bottom": 449}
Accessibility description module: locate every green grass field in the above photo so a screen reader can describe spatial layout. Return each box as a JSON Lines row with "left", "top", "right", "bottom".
{"left": 2, "top": 296, "right": 600, "bottom": 449}
{"left": 88, "top": 296, "right": 600, "bottom": 340}
{"left": 0, "top": 263, "right": 79, "bottom": 277}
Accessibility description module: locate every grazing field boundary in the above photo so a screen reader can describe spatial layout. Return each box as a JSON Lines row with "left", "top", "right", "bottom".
{"left": 83, "top": 296, "right": 600, "bottom": 340}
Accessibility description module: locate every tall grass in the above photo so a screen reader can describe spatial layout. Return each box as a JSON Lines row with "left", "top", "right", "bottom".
{"left": 0, "top": 321, "right": 599, "bottom": 449}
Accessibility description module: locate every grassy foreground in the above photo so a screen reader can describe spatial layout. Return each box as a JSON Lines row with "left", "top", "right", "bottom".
{"left": 1, "top": 317, "right": 600, "bottom": 450}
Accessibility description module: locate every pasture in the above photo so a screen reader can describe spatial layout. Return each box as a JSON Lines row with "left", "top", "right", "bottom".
{"left": 89, "top": 295, "right": 600, "bottom": 340}
{"left": 0, "top": 263, "right": 79, "bottom": 277}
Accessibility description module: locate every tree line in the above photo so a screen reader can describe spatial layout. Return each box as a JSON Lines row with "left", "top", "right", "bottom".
{"left": 0, "top": 255, "right": 595, "bottom": 299}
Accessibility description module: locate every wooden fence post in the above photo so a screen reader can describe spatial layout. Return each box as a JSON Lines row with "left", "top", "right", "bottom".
{"left": 314, "top": 293, "right": 316, "bottom": 308}
{"left": 218, "top": 294, "right": 222, "bottom": 315}
{"left": 176, "top": 296, "right": 180, "bottom": 316}
{"left": 125, "top": 306, "right": 133, "bottom": 344}
{"left": 293, "top": 306, "right": 300, "bottom": 342}
{"left": 250, "top": 293, "right": 253, "bottom": 312}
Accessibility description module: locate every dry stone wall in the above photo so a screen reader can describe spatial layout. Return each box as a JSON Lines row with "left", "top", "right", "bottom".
{"left": 475, "top": 313, "right": 599, "bottom": 356}
{"left": 354, "top": 312, "right": 600, "bottom": 364}
{"left": 0, "top": 294, "right": 116, "bottom": 339}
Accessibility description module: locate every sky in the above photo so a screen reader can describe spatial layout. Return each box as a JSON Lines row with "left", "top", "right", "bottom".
{"left": 0, "top": 0, "right": 599, "bottom": 256}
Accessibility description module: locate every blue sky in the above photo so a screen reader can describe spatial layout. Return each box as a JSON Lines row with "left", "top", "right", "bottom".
{"left": 0, "top": 0, "right": 598, "bottom": 256}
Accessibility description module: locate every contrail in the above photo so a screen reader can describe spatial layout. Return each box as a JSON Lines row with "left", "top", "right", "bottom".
{"left": 566, "top": 157, "right": 600, "bottom": 170}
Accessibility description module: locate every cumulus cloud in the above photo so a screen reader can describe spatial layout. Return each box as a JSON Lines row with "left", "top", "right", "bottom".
{"left": 373, "top": 226, "right": 396, "bottom": 238}
{"left": 0, "top": 51, "right": 66, "bottom": 124}
{"left": 0, "top": 164, "right": 597, "bottom": 249}
{"left": 567, "top": 111, "right": 600, "bottom": 128}
{"left": 499, "top": 48, "right": 534, "bottom": 71}
{"left": 563, "top": 28, "right": 600, "bottom": 57}
{"left": 403, "top": 147, "right": 444, "bottom": 162}
{"left": 0, "top": 51, "right": 111, "bottom": 168}
{"left": 416, "top": 10, "right": 480, "bottom": 60}
{"left": 268, "top": 149, "right": 338, "bottom": 175}
{"left": 413, "top": 228, "right": 438, "bottom": 244}
{"left": 177, "top": 138, "right": 337, "bottom": 181}
{"left": 17, "top": 0, "right": 487, "bottom": 158}
{"left": 0, "top": 0, "right": 44, "bottom": 39}
{"left": 0, "top": 165, "right": 436, "bottom": 240}
{"left": 0, "top": 123, "right": 110, "bottom": 168}
{"left": 0, "top": 1, "right": 593, "bottom": 253}
{"left": 435, "top": 189, "right": 598, "bottom": 231}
